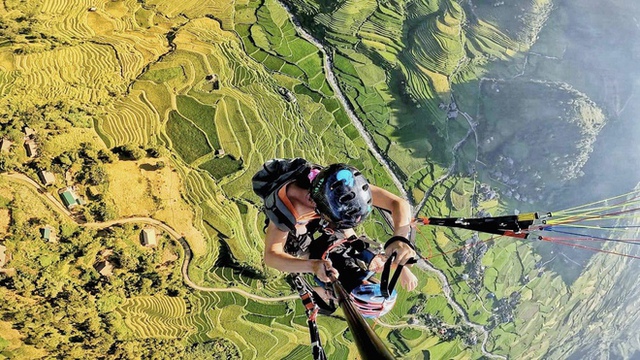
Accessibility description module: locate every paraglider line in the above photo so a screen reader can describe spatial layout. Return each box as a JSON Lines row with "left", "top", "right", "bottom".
{"left": 555, "top": 190, "right": 640, "bottom": 214}
{"left": 542, "top": 229, "right": 640, "bottom": 245}
{"left": 547, "top": 206, "right": 640, "bottom": 226}
{"left": 541, "top": 237, "right": 640, "bottom": 260}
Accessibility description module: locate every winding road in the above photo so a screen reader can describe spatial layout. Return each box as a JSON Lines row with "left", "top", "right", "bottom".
{"left": 5, "top": 8, "right": 504, "bottom": 356}
{"left": 3, "top": 172, "right": 298, "bottom": 303}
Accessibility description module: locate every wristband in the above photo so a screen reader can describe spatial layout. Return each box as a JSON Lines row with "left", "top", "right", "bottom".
{"left": 383, "top": 236, "right": 416, "bottom": 251}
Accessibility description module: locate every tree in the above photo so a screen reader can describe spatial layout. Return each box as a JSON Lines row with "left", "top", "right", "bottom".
{"left": 85, "top": 164, "right": 107, "bottom": 185}
{"left": 54, "top": 150, "right": 77, "bottom": 170}
{"left": 114, "top": 144, "right": 145, "bottom": 160}
{"left": 184, "top": 339, "right": 241, "bottom": 360}
{"left": 146, "top": 146, "right": 163, "bottom": 158}
{"left": 97, "top": 149, "right": 117, "bottom": 164}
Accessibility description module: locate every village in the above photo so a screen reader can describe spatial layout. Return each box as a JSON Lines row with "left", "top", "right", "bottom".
{"left": 0, "top": 125, "right": 164, "bottom": 279}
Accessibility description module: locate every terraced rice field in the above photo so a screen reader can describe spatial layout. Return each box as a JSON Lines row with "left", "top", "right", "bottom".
{"left": 120, "top": 296, "right": 192, "bottom": 339}
{"left": 118, "top": 290, "right": 329, "bottom": 359}
{"left": 0, "top": 0, "right": 580, "bottom": 357}
{"left": 14, "top": 43, "right": 125, "bottom": 103}
{"left": 98, "top": 90, "right": 161, "bottom": 147}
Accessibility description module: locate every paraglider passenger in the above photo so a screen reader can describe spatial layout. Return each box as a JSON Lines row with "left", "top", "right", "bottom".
{"left": 252, "top": 158, "right": 417, "bottom": 283}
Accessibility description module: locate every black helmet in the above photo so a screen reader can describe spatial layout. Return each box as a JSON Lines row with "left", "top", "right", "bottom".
{"left": 310, "top": 164, "right": 372, "bottom": 229}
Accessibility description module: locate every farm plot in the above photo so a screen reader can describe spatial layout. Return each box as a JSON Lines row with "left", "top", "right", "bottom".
{"left": 145, "top": 0, "right": 235, "bottom": 29}
{"left": 408, "top": 3, "right": 464, "bottom": 76}
{"left": 236, "top": 0, "right": 331, "bottom": 95}
{"left": 13, "top": 43, "right": 125, "bottom": 103}
{"left": 119, "top": 296, "right": 193, "bottom": 339}
{"left": 98, "top": 90, "right": 161, "bottom": 147}
{"left": 177, "top": 95, "right": 220, "bottom": 149}
{"left": 166, "top": 110, "right": 213, "bottom": 164}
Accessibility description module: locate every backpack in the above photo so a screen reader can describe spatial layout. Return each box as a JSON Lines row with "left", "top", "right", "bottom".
{"left": 252, "top": 158, "right": 318, "bottom": 233}
{"left": 252, "top": 158, "right": 312, "bottom": 199}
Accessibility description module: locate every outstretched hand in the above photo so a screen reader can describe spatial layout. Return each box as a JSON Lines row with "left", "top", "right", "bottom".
{"left": 311, "top": 259, "right": 339, "bottom": 283}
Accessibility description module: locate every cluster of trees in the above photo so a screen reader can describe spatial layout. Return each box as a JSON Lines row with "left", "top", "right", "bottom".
{"left": 0, "top": 219, "right": 238, "bottom": 358}
{"left": 48, "top": 142, "right": 116, "bottom": 222}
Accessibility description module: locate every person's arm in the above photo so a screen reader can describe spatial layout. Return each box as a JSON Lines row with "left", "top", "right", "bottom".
{"left": 263, "top": 222, "right": 338, "bottom": 282}
{"left": 370, "top": 185, "right": 417, "bottom": 265}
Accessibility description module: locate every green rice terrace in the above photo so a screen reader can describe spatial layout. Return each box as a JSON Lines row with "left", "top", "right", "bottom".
{"left": 0, "top": 0, "right": 639, "bottom": 358}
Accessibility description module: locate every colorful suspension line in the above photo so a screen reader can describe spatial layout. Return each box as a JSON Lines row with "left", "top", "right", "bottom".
{"left": 411, "top": 188, "right": 640, "bottom": 260}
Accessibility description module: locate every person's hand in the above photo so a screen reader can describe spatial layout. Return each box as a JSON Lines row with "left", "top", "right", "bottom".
{"left": 311, "top": 259, "right": 339, "bottom": 282}
{"left": 399, "top": 268, "right": 418, "bottom": 292}
{"left": 384, "top": 238, "right": 417, "bottom": 265}
{"left": 367, "top": 254, "right": 386, "bottom": 273}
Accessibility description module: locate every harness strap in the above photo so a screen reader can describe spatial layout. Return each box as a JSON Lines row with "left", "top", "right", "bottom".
{"left": 380, "top": 253, "right": 418, "bottom": 298}
{"left": 380, "top": 253, "right": 402, "bottom": 298}
{"left": 292, "top": 275, "right": 327, "bottom": 360}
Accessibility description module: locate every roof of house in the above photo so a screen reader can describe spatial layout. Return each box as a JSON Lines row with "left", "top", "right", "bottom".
{"left": 42, "top": 226, "right": 57, "bottom": 243}
{"left": 24, "top": 140, "right": 37, "bottom": 157}
{"left": 0, "top": 138, "right": 12, "bottom": 153}
{"left": 95, "top": 261, "right": 114, "bottom": 277}
{"left": 142, "top": 228, "right": 157, "bottom": 246}
{"left": 23, "top": 126, "right": 35, "bottom": 137}
{"left": 60, "top": 189, "right": 78, "bottom": 207}
{"left": 0, "top": 244, "right": 6, "bottom": 268}
{"left": 88, "top": 186, "right": 101, "bottom": 197}
{"left": 38, "top": 170, "right": 56, "bottom": 185}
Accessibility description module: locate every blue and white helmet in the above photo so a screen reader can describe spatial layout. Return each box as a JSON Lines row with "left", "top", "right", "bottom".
{"left": 310, "top": 164, "right": 372, "bottom": 229}
{"left": 350, "top": 283, "right": 397, "bottom": 318}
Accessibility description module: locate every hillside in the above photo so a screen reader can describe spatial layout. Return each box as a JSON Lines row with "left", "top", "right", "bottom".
{"left": 0, "top": 0, "right": 639, "bottom": 359}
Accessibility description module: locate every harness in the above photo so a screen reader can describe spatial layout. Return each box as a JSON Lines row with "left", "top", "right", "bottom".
{"left": 291, "top": 275, "right": 327, "bottom": 360}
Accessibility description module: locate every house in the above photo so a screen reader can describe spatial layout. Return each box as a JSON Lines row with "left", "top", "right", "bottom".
{"left": 0, "top": 244, "right": 6, "bottom": 268}
{"left": 60, "top": 187, "right": 80, "bottom": 208}
{"left": 0, "top": 138, "right": 12, "bottom": 153}
{"left": 278, "top": 87, "right": 297, "bottom": 103}
{"left": 94, "top": 260, "right": 114, "bottom": 277}
{"left": 23, "top": 126, "right": 35, "bottom": 138}
{"left": 38, "top": 170, "right": 56, "bottom": 186}
{"left": 24, "top": 140, "right": 37, "bottom": 158}
{"left": 41, "top": 226, "right": 57, "bottom": 243}
{"left": 141, "top": 228, "right": 157, "bottom": 247}
{"left": 205, "top": 74, "right": 220, "bottom": 90}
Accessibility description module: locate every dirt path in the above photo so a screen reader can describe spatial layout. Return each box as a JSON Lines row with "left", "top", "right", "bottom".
{"left": 5, "top": 172, "right": 73, "bottom": 218}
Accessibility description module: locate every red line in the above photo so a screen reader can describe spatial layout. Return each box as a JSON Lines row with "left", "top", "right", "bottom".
{"left": 541, "top": 237, "right": 640, "bottom": 260}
